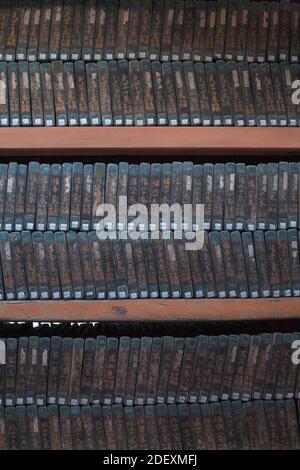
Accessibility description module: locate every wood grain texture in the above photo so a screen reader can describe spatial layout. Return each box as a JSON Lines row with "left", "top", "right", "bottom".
{"left": 1, "top": 298, "right": 300, "bottom": 322}
{"left": 0, "top": 128, "right": 300, "bottom": 156}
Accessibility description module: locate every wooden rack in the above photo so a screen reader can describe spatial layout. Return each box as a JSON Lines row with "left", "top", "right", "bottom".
{"left": 0, "top": 298, "right": 300, "bottom": 322}
{"left": 1, "top": 127, "right": 300, "bottom": 322}
{"left": 0, "top": 127, "right": 300, "bottom": 156}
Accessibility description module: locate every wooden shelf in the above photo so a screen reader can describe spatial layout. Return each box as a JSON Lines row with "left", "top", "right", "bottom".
{"left": 0, "top": 127, "right": 300, "bottom": 156}
{"left": 1, "top": 298, "right": 300, "bottom": 322}
{"left": 1, "top": 127, "right": 300, "bottom": 324}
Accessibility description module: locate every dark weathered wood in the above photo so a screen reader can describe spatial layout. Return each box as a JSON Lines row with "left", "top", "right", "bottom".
{"left": 1, "top": 298, "right": 300, "bottom": 322}
{"left": 1, "top": 127, "right": 300, "bottom": 323}
{"left": 0, "top": 128, "right": 300, "bottom": 156}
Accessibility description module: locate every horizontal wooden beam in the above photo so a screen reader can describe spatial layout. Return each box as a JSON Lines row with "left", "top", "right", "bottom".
{"left": 0, "top": 128, "right": 300, "bottom": 156}
{"left": 1, "top": 298, "right": 300, "bottom": 322}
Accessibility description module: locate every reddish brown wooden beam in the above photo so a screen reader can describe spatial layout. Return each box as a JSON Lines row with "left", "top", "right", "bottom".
{"left": 0, "top": 128, "right": 300, "bottom": 156}
{"left": 0, "top": 298, "right": 300, "bottom": 322}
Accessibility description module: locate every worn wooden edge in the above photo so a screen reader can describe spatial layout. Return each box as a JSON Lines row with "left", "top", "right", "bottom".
{"left": 0, "top": 127, "right": 300, "bottom": 156}
{"left": 0, "top": 298, "right": 300, "bottom": 322}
